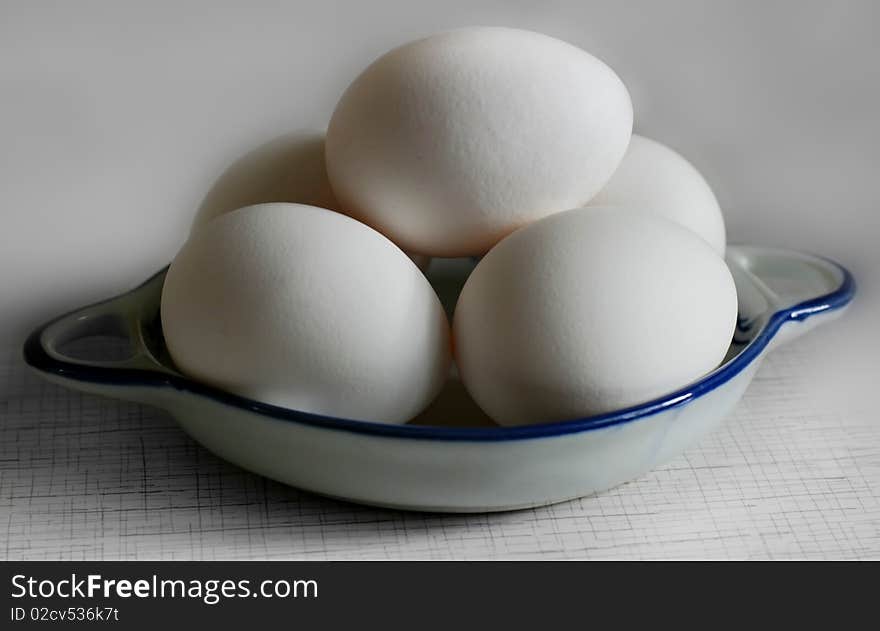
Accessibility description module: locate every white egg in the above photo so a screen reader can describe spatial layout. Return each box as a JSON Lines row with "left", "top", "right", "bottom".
{"left": 193, "top": 131, "right": 339, "bottom": 231}
{"left": 589, "top": 134, "right": 726, "bottom": 254}
{"left": 326, "top": 27, "right": 633, "bottom": 257}
{"left": 453, "top": 207, "right": 737, "bottom": 426}
{"left": 161, "top": 203, "right": 451, "bottom": 423}
{"left": 191, "top": 131, "right": 432, "bottom": 271}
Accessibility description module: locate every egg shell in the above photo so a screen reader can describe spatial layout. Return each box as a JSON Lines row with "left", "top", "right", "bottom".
{"left": 453, "top": 207, "right": 738, "bottom": 426}
{"left": 191, "top": 132, "right": 432, "bottom": 272}
{"left": 326, "top": 27, "right": 633, "bottom": 257}
{"left": 161, "top": 203, "right": 451, "bottom": 424}
{"left": 193, "top": 131, "right": 339, "bottom": 231}
{"left": 589, "top": 134, "right": 726, "bottom": 254}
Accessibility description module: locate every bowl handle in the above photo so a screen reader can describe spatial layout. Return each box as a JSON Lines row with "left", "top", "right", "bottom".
{"left": 726, "top": 245, "right": 855, "bottom": 351}
{"left": 22, "top": 269, "right": 172, "bottom": 400}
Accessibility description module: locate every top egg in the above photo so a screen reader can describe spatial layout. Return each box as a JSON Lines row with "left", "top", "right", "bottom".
{"left": 325, "top": 27, "right": 633, "bottom": 257}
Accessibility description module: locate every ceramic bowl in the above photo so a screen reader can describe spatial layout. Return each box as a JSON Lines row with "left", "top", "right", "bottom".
{"left": 23, "top": 245, "right": 854, "bottom": 512}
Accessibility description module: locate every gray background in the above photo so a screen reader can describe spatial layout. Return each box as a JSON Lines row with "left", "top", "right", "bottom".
{"left": 1, "top": 1, "right": 877, "bottom": 558}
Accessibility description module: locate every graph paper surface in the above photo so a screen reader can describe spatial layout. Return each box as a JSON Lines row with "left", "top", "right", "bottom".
{"left": 2, "top": 332, "right": 878, "bottom": 560}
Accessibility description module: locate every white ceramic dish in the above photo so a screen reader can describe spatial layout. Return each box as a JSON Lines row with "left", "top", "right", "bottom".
{"left": 24, "top": 245, "right": 854, "bottom": 512}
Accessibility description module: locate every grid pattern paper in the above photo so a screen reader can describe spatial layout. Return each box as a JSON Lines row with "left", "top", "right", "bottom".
{"left": 1, "top": 334, "right": 878, "bottom": 560}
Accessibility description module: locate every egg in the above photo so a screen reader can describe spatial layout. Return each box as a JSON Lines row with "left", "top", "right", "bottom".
{"left": 589, "top": 134, "right": 726, "bottom": 254}
{"left": 325, "top": 27, "right": 633, "bottom": 257}
{"left": 192, "top": 131, "right": 339, "bottom": 231}
{"left": 161, "top": 203, "right": 451, "bottom": 423}
{"left": 453, "top": 207, "right": 737, "bottom": 426}
{"left": 191, "top": 131, "right": 432, "bottom": 271}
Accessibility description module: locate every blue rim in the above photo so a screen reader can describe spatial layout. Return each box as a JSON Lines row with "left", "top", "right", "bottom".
{"left": 22, "top": 257, "right": 855, "bottom": 442}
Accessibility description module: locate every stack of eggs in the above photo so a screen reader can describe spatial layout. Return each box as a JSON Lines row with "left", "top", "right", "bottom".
{"left": 161, "top": 27, "right": 737, "bottom": 427}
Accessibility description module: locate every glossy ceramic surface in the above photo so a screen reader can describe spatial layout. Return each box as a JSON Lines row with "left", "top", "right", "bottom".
{"left": 23, "top": 245, "right": 854, "bottom": 512}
